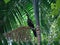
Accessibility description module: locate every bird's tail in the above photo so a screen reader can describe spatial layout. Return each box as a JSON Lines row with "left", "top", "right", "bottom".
{"left": 32, "top": 28, "right": 37, "bottom": 37}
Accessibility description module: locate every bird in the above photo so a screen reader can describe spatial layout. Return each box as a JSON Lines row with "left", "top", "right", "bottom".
{"left": 26, "top": 14, "right": 37, "bottom": 37}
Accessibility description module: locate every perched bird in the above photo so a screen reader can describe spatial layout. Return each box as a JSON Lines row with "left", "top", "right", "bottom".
{"left": 27, "top": 14, "right": 37, "bottom": 37}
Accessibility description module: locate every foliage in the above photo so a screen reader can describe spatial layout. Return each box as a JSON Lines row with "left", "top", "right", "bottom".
{"left": 0, "top": 0, "right": 60, "bottom": 45}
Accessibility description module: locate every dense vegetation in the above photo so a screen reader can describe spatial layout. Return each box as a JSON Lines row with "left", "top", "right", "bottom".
{"left": 0, "top": 0, "right": 60, "bottom": 45}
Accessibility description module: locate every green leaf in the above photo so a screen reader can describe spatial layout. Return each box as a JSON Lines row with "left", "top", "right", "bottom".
{"left": 0, "top": 40, "right": 3, "bottom": 45}
{"left": 51, "top": 3, "right": 56, "bottom": 9}
{"left": 4, "top": 0, "right": 10, "bottom": 4}
{"left": 56, "top": 0, "right": 60, "bottom": 9}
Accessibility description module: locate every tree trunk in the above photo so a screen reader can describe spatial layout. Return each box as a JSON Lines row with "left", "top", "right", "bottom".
{"left": 33, "top": 0, "right": 41, "bottom": 45}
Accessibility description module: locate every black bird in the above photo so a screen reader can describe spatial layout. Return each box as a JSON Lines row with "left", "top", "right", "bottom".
{"left": 27, "top": 14, "right": 37, "bottom": 37}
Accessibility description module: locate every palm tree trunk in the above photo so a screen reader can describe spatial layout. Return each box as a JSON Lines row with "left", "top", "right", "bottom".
{"left": 33, "top": 0, "right": 41, "bottom": 45}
